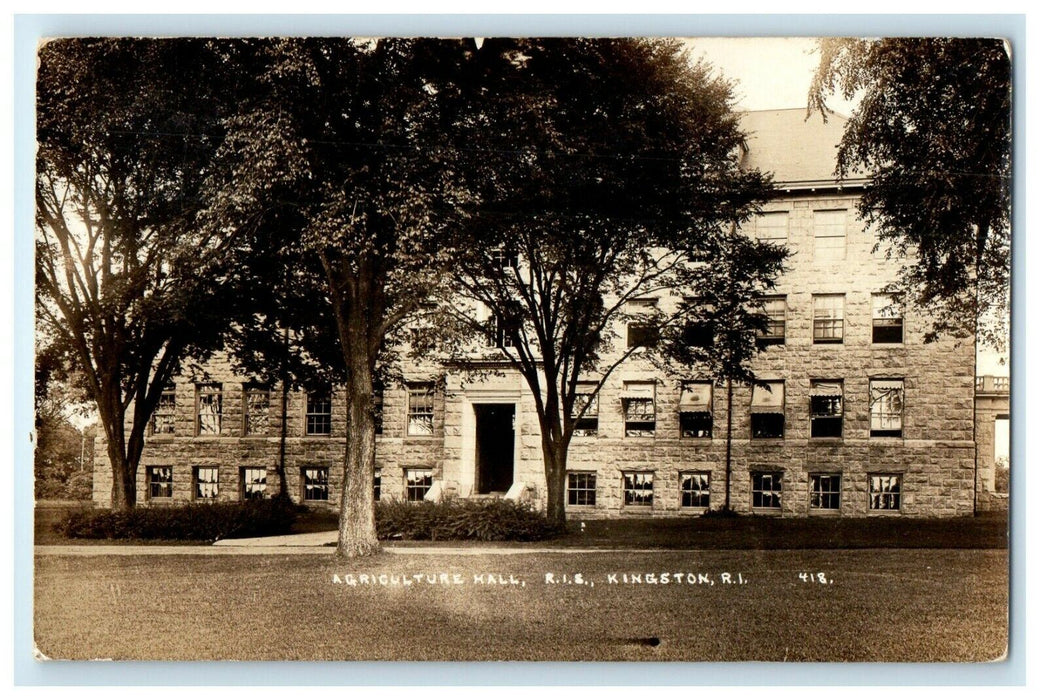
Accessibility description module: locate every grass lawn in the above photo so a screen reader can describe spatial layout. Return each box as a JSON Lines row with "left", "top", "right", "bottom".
{"left": 34, "top": 548, "right": 1008, "bottom": 662}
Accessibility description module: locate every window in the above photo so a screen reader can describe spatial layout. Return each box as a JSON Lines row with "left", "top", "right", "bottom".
{"left": 757, "top": 296, "right": 786, "bottom": 346}
{"left": 242, "top": 467, "right": 267, "bottom": 500}
{"left": 305, "top": 390, "right": 332, "bottom": 436}
{"left": 679, "top": 381, "right": 713, "bottom": 438}
{"left": 151, "top": 386, "right": 176, "bottom": 435}
{"left": 751, "top": 381, "right": 785, "bottom": 439}
{"left": 194, "top": 467, "right": 219, "bottom": 500}
{"left": 373, "top": 383, "right": 384, "bottom": 436}
{"left": 373, "top": 467, "right": 382, "bottom": 501}
{"left": 751, "top": 471, "right": 783, "bottom": 509}
{"left": 148, "top": 466, "right": 173, "bottom": 499}
{"left": 405, "top": 468, "right": 433, "bottom": 502}
{"left": 623, "top": 471, "right": 654, "bottom": 507}
{"left": 302, "top": 467, "right": 329, "bottom": 502}
{"left": 622, "top": 382, "right": 656, "bottom": 437}
{"left": 571, "top": 384, "right": 599, "bottom": 437}
{"left": 626, "top": 299, "right": 659, "bottom": 348}
{"left": 810, "top": 380, "right": 844, "bottom": 438}
{"left": 754, "top": 211, "right": 789, "bottom": 243}
{"left": 197, "top": 383, "right": 222, "bottom": 435}
{"left": 809, "top": 473, "right": 841, "bottom": 510}
{"left": 486, "top": 314, "right": 519, "bottom": 348}
{"left": 243, "top": 385, "right": 270, "bottom": 436}
{"left": 813, "top": 294, "right": 845, "bottom": 343}
{"left": 491, "top": 245, "right": 516, "bottom": 270}
{"left": 680, "top": 471, "right": 711, "bottom": 509}
{"left": 682, "top": 298, "right": 714, "bottom": 347}
{"left": 869, "top": 474, "right": 901, "bottom": 511}
{"left": 567, "top": 472, "right": 597, "bottom": 507}
{"left": 407, "top": 383, "right": 435, "bottom": 436}
{"left": 813, "top": 209, "right": 847, "bottom": 261}
{"left": 872, "top": 294, "right": 904, "bottom": 343}
{"left": 870, "top": 379, "right": 904, "bottom": 438}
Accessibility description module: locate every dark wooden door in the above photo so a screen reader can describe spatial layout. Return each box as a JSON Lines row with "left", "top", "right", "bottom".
{"left": 474, "top": 404, "right": 515, "bottom": 494}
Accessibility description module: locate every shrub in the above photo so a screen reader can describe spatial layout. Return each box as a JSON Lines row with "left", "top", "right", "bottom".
{"left": 701, "top": 504, "right": 741, "bottom": 518}
{"left": 61, "top": 496, "right": 298, "bottom": 541}
{"left": 376, "top": 499, "right": 561, "bottom": 542}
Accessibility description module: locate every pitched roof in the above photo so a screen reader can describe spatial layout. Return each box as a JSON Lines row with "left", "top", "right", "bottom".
{"left": 738, "top": 108, "right": 863, "bottom": 188}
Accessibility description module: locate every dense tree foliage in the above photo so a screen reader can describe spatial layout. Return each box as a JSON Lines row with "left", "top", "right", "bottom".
{"left": 808, "top": 38, "right": 1011, "bottom": 348}
{"left": 442, "top": 39, "right": 783, "bottom": 524}
{"left": 36, "top": 39, "right": 250, "bottom": 510}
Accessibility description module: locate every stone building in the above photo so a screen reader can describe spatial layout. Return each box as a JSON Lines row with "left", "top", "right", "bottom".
{"left": 92, "top": 109, "right": 979, "bottom": 518}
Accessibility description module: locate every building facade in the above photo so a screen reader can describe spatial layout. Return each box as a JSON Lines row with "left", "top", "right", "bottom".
{"left": 92, "top": 109, "right": 979, "bottom": 518}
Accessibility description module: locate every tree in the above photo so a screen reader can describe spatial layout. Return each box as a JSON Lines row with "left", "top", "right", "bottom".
{"left": 203, "top": 39, "right": 469, "bottom": 557}
{"left": 442, "top": 39, "right": 783, "bottom": 525}
{"left": 36, "top": 39, "right": 248, "bottom": 510}
{"left": 808, "top": 38, "right": 1011, "bottom": 349}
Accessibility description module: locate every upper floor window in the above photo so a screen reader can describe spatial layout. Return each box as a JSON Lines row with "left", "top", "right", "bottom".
{"left": 486, "top": 314, "right": 519, "bottom": 349}
{"left": 622, "top": 382, "right": 656, "bottom": 437}
{"left": 625, "top": 299, "right": 659, "bottom": 348}
{"left": 679, "top": 381, "right": 713, "bottom": 438}
{"left": 872, "top": 294, "right": 904, "bottom": 344}
{"left": 751, "top": 381, "right": 785, "bottom": 439}
{"left": 151, "top": 386, "right": 176, "bottom": 435}
{"left": 813, "top": 294, "right": 845, "bottom": 343}
{"left": 305, "top": 390, "right": 332, "bottom": 436}
{"left": 407, "top": 383, "right": 435, "bottom": 436}
{"left": 757, "top": 296, "right": 786, "bottom": 346}
{"left": 243, "top": 385, "right": 270, "bottom": 436}
{"left": 870, "top": 379, "right": 904, "bottom": 438}
{"left": 571, "top": 383, "right": 599, "bottom": 437}
{"left": 754, "top": 211, "right": 789, "bottom": 244}
{"left": 813, "top": 209, "right": 847, "bottom": 261}
{"left": 682, "top": 298, "right": 714, "bottom": 347}
{"left": 810, "top": 380, "right": 844, "bottom": 438}
{"left": 197, "top": 383, "right": 222, "bottom": 435}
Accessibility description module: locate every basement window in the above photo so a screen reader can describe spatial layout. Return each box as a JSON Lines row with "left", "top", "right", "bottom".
{"left": 302, "top": 467, "right": 329, "bottom": 502}
{"left": 869, "top": 474, "right": 902, "bottom": 511}
{"left": 405, "top": 468, "right": 433, "bottom": 502}
{"left": 623, "top": 471, "right": 654, "bottom": 507}
{"left": 751, "top": 471, "right": 783, "bottom": 510}
{"left": 241, "top": 467, "right": 267, "bottom": 501}
{"left": 148, "top": 466, "right": 173, "bottom": 500}
{"left": 194, "top": 467, "right": 219, "bottom": 500}
{"left": 680, "top": 471, "right": 711, "bottom": 509}
{"left": 809, "top": 473, "right": 841, "bottom": 511}
{"left": 567, "top": 472, "right": 597, "bottom": 507}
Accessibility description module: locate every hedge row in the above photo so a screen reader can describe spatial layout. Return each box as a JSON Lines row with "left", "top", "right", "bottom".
{"left": 60, "top": 496, "right": 298, "bottom": 541}
{"left": 376, "top": 499, "right": 561, "bottom": 541}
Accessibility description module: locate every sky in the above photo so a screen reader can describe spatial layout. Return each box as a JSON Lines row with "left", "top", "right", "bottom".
{"left": 685, "top": 36, "right": 1009, "bottom": 377}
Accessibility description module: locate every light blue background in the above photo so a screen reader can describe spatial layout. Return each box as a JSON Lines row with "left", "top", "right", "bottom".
{"left": 13, "top": 13, "right": 1026, "bottom": 686}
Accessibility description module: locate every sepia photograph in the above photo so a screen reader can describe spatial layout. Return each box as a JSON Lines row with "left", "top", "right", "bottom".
{"left": 29, "top": 32, "right": 1013, "bottom": 666}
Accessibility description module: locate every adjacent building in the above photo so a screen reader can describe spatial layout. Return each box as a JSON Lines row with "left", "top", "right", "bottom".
{"left": 92, "top": 109, "right": 981, "bottom": 518}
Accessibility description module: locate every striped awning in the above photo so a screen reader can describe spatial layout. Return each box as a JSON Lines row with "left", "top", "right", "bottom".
{"left": 680, "top": 382, "right": 712, "bottom": 411}
{"left": 810, "top": 381, "right": 843, "bottom": 397}
{"left": 751, "top": 382, "right": 784, "bottom": 413}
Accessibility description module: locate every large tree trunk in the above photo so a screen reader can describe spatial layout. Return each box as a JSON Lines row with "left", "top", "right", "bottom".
{"left": 105, "top": 430, "right": 136, "bottom": 512}
{"left": 542, "top": 438, "right": 567, "bottom": 527}
{"left": 335, "top": 338, "right": 381, "bottom": 558}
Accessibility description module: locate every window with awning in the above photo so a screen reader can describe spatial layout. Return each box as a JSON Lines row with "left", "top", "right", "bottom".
{"left": 571, "top": 383, "right": 599, "bottom": 437}
{"left": 810, "top": 380, "right": 843, "bottom": 438}
{"left": 622, "top": 381, "right": 656, "bottom": 437}
{"left": 751, "top": 381, "right": 785, "bottom": 438}
{"left": 680, "top": 381, "right": 713, "bottom": 438}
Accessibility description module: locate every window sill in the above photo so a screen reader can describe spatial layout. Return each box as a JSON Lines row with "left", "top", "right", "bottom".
{"left": 808, "top": 437, "right": 844, "bottom": 443}
{"left": 751, "top": 507, "right": 783, "bottom": 516}
{"left": 812, "top": 339, "right": 844, "bottom": 345}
